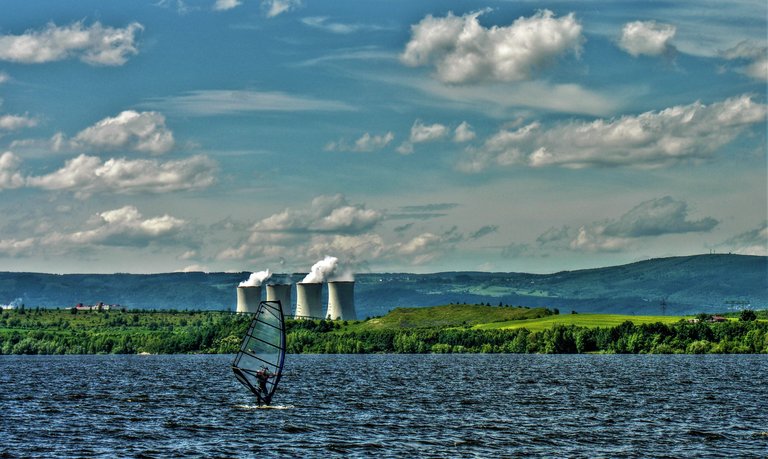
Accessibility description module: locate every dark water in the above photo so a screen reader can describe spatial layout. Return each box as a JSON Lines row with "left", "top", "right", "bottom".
{"left": 1, "top": 354, "right": 767, "bottom": 458}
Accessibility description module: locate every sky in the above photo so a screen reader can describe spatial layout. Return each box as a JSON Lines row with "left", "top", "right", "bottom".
{"left": 0, "top": 0, "right": 765, "bottom": 275}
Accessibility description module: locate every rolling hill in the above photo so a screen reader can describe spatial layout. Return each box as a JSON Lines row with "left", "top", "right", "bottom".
{"left": 0, "top": 254, "right": 764, "bottom": 317}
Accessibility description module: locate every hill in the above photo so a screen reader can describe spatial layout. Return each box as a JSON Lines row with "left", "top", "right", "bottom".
{"left": 362, "top": 304, "right": 551, "bottom": 329}
{"left": 0, "top": 254, "right": 764, "bottom": 317}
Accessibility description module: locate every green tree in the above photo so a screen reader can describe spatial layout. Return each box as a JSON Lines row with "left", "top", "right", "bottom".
{"left": 740, "top": 309, "right": 757, "bottom": 322}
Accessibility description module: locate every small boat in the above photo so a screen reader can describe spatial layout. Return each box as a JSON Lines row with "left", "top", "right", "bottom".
{"left": 232, "top": 300, "right": 286, "bottom": 405}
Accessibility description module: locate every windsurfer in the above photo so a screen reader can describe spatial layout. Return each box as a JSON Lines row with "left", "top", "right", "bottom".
{"left": 256, "top": 366, "right": 273, "bottom": 397}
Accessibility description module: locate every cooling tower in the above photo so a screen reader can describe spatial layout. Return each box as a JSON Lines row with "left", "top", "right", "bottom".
{"left": 295, "top": 282, "right": 323, "bottom": 319}
{"left": 266, "top": 283, "right": 292, "bottom": 314}
{"left": 236, "top": 286, "right": 261, "bottom": 314}
{"left": 327, "top": 281, "right": 356, "bottom": 321}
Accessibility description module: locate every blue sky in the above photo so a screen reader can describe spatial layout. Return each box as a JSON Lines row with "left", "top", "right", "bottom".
{"left": 0, "top": 0, "right": 765, "bottom": 275}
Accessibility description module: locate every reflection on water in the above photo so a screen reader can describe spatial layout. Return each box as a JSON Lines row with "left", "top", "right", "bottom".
{"left": 1, "top": 354, "right": 767, "bottom": 457}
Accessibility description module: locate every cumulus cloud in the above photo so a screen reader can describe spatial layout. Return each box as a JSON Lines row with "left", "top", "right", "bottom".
{"left": 218, "top": 196, "right": 469, "bottom": 267}
{"left": 391, "top": 227, "right": 463, "bottom": 265}
{"left": 543, "top": 197, "right": 719, "bottom": 253}
{"left": 0, "top": 114, "right": 38, "bottom": 130}
{"left": 409, "top": 120, "right": 448, "bottom": 143}
{"left": 601, "top": 196, "right": 718, "bottom": 238}
{"left": 325, "top": 131, "right": 394, "bottom": 152}
{"left": 0, "top": 152, "right": 24, "bottom": 190}
{"left": 262, "top": 0, "right": 301, "bottom": 17}
{"left": 71, "top": 110, "right": 175, "bottom": 155}
{"left": 401, "top": 9, "right": 582, "bottom": 84}
{"left": 0, "top": 21, "right": 143, "bottom": 66}
{"left": 454, "top": 121, "right": 476, "bottom": 142}
{"left": 213, "top": 0, "right": 242, "bottom": 11}
{"left": 618, "top": 20, "right": 676, "bottom": 57}
{"left": 722, "top": 41, "right": 768, "bottom": 82}
{"left": 26, "top": 154, "right": 217, "bottom": 198}
{"left": 42, "top": 206, "right": 187, "bottom": 248}
{"left": 718, "top": 222, "right": 768, "bottom": 256}
{"left": 252, "top": 194, "right": 383, "bottom": 235}
{"left": 0, "top": 206, "right": 188, "bottom": 257}
{"left": 459, "top": 95, "right": 767, "bottom": 172}
{"left": 397, "top": 120, "right": 448, "bottom": 154}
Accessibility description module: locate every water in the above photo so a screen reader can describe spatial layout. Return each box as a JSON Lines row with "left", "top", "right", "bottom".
{"left": 1, "top": 354, "right": 766, "bottom": 458}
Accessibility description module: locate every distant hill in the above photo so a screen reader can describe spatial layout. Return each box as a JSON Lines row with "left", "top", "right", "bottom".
{"left": 0, "top": 254, "right": 765, "bottom": 317}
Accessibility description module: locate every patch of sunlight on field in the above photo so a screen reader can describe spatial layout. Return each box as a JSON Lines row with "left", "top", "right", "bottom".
{"left": 474, "top": 313, "right": 687, "bottom": 331}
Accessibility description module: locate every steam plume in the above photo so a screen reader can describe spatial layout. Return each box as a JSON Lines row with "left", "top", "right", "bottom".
{"left": 302, "top": 256, "right": 353, "bottom": 283}
{"left": 239, "top": 269, "right": 271, "bottom": 287}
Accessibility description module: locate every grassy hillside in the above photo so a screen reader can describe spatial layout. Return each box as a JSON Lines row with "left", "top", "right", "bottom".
{"left": 474, "top": 313, "right": 688, "bottom": 332}
{"left": 362, "top": 304, "right": 551, "bottom": 329}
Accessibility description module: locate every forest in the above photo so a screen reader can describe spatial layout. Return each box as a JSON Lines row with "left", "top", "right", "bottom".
{"left": 0, "top": 306, "right": 766, "bottom": 355}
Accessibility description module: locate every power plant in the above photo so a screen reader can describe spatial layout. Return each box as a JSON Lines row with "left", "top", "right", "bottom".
{"left": 236, "top": 285, "right": 261, "bottom": 314}
{"left": 295, "top": 282, "right": 323, "bottom": 318}
{"left": 236, "top": 276, "right": 356, "bottom": 320}
{"left": 327, "top": 281, "right": 356, "bottom": 320}
{"left": 266, "top": 283, "right": 292, "bottom": 313}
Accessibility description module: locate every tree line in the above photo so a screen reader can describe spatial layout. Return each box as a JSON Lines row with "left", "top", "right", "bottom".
{"left": 1, "top": 308, "right": 766, "bottom": 355}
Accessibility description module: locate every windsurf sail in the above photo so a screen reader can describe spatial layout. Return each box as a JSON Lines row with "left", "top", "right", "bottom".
{"left": 232, "top": 300, "right": 286, "bottom": 405}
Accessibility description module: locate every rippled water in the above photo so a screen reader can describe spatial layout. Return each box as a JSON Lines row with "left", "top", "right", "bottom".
{"left": 1, "top": 354, "right": 767, "bottom": 457}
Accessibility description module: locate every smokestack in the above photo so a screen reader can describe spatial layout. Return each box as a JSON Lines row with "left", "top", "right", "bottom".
{"left": 295, "top": 282, "right": 323, "bottom": 319}
{"left": 266, "top": 283, "right": 292, "bottom": 314}
{"left": 236, "top": 286, "right": 261, "bottom": 314}
{"left": 327, "top": 281, "right": 355, "bottom": 321}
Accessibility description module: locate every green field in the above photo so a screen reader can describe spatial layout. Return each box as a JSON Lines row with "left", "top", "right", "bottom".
{"left": 360, "top": 304, "right": 551, "bottom": 329}
{"left": 474, "top": 313, "right": 691, "bottom": 331}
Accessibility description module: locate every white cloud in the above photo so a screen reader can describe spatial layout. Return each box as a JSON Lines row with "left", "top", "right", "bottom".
{"left": 453, "top": 121, "right": 476, "bottom": 142}
{"left": 409, "top": 120, "right": 448, "bottom": 143}
{"left": 459, "top": 95, "right": 767, "bottom": 171}
{"left": 26, "top": 154, "right": 217, "bottom": 198}
{"left": 719, "top": 222, "right": 768, "bottom": 256}
{"left": 0, "top": 237, "right": 35, "bottom": 257}
{"left": 325, "top": 131, "right": 394, "bottom": 152}
{"left": 0, "top": 152, "right": 24, "bottom": 190}
{"left": 262, "top": 0, "right": 301, "bottom": 18}
{"left": 0, "top": 21, "right": 143, "bottom": 66}
{"left": 543, "top": 197, "right": 719, "bottom": 253}
{"left": 71, "top": 111, "right": 175, "bottom": 155}
{"left": 217, "top": 196, "right": 474, "bottom": 268}
{"left": 618, "top": 20, "right": 676, "bottom": 57}
{"left": 722, "top": 41, "right": 768, "bottom": 82}
{"left": 252, "top": 194, "right": 383, "bottom": 234}
{"left": 148, "top": 89, "right": 355, "bottom": 116}
{"left": 301, "top": 17, "right": 386, "bottom": 34}
{"left": 0, "top": 114, "right": 37, "bottom": 130}
{"left": 0, "top": 71, "right": 9, "bottom": 84}
{"left": 42, "top": 206, "right": 186, "bottom": 248}
{"left": 397, "top": 120, "right": 448, "bottom": 154}
{"left": 401, "top": 9, "right": 582, "bottom": 83}
{"left": 213, "top": 0, "right": 241, "bottom": 11}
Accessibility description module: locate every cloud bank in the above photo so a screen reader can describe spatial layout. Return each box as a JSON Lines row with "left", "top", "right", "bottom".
{"left": 537, "top": 197, "right": 718, "bottom": 253}
{"left": 459, "top": 95, "right": 767, "bottom": 172}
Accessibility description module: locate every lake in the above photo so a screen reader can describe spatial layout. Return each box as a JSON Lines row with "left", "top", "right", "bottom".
{"left": 1, "top": 354, "right": 767, "bottom": 457}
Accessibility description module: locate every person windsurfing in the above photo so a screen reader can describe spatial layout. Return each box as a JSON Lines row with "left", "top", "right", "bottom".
{"left": 255, "top": 366, "right": 274, "bottom": 403}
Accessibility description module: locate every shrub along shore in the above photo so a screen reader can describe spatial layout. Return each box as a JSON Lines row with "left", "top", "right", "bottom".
{"left": 0, "top": 305, "right": 766, "bottom": 355}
